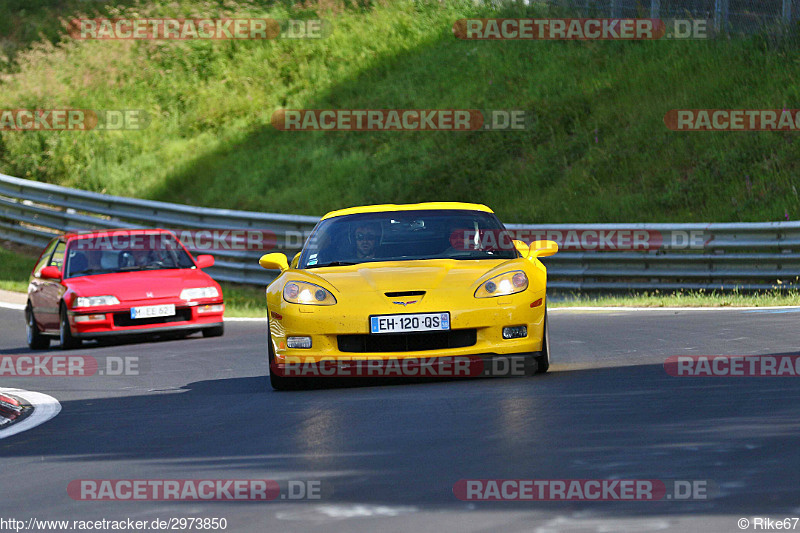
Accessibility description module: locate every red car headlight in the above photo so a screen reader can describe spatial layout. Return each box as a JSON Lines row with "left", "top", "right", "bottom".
{"left": 74, "top": 296, "right": 120, "bottom": 308}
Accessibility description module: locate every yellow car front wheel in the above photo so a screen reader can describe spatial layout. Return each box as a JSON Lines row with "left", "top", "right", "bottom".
{"left": 267, "top": 314, "right": 312, "bottom": 391}
{"left": 532, "top": 308, "right": 550, "bottom": 375}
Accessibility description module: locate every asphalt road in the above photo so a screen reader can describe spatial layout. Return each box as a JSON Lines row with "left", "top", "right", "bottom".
{"left": 1, "top": 305, "right": 799, "bottom": 532}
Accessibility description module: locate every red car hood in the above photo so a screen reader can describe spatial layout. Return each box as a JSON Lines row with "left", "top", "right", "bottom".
{"left": 64, "top": 269, "right": 216, "bottom": 302}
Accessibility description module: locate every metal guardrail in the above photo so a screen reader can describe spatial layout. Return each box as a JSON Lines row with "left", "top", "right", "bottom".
{"left": 547, "top": 0, "right": 796, "bottom": 34}
{"left": 0, "top": 173, "right": 317, "bottom": 286}
{"left": 2, "top": 173, "right": 799, "bottom": 291}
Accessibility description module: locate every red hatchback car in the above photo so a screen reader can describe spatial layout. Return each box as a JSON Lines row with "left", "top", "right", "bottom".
{"left": 25, "top": 229, "right": 224, "bottom": 349}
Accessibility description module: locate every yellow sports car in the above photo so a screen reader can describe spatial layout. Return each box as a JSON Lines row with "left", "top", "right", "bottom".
{"left": 259, "top": 202, "right": 558, "bottom": 390}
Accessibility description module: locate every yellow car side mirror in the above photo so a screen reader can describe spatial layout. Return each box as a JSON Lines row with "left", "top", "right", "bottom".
{"left": 259, "top": 252, "right": 289, "bottom": 271}
{"left": 527, "top": 240, "right": 559, "bottom": 259}
{"left": 512, "top": 239, "right": 530, "bottom": 257}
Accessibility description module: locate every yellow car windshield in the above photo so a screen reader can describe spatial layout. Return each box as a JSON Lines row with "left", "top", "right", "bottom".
{"left": 299, "top": 209, "right": 516, "bottom": 268}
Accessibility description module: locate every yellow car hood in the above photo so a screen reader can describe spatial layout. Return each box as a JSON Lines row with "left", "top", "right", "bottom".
{"left": 304, "top": 259, "right": 519, "bottom": 294}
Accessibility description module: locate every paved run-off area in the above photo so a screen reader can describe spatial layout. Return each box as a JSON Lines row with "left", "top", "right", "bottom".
{"left": 0, "top": 305, "right": 799, "bottom": 532}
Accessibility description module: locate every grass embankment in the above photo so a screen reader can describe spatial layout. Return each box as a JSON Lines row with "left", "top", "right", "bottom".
{"left": 0, "top": 246, "right": 33, "bottom": 293}
{"left": 0, "top": 1, "right": 799, "bottom": 222}
{"left": 1, "top": 247, "right": 798, "bottom": 316}
{"left": 553, "top": 290, "right": 800, "bottom": 308}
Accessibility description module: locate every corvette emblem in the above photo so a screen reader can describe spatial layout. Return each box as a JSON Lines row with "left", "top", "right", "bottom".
{"left": 392, "top": 300, "right": 417, "bottom": 306}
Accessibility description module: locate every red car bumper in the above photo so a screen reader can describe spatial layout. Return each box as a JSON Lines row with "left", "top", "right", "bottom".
{"left": 68, "top": 301, "right": 224, "bottom": 338}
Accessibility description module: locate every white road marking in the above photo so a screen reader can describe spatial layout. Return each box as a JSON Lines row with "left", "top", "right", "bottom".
{"left": 0, "top": 301, "right": 25, "bottom": 311}
{"left": 0, "top": 388, "right": 61, "bottom": 439}
{"left": 276, "top": 505, "right": 418, "bottom": 521}
{"left": 535, "top": 516, "right": 671, "bottom": 532}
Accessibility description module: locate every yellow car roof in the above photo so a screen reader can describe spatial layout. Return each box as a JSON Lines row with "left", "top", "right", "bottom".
{"left": 321, "top": 202, "right": 494, "bottom": 220}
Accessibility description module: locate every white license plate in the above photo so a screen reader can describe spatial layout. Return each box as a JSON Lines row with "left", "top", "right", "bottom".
{"left": 370, "top": 312, "right": 450, "bottom": 334}
{"left": 130, "top": 304, "right": 175, "bottom": 319}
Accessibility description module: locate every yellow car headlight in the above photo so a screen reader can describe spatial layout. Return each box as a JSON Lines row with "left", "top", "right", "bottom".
{"left": 475, "top": 271, "right": 528, "bottom": 298}
{"left": 283, "top": 281, "right": 337, "bottom": 305}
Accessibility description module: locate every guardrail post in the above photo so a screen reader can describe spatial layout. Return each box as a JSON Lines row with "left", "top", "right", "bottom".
{"left": 714, "top": 0, "right": 729, "bottom": 32}
{"left": 783, "top": 0, "right": 794, "bottom": 23}
{"left": 650, "top": 0, "right": 660, "bottom": 20}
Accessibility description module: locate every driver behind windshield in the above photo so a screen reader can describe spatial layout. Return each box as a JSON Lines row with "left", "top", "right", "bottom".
{"left": 116, "top": 248, "right": 154, "bottom": 268}
{"left": 132, "top": 249, "right": 154, "bottom": 266}
{"left": 353, "top": 222, "right": 381, "bottom": 260}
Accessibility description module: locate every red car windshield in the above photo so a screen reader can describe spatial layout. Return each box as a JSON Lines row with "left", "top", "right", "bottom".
{"left": 64, "top": 233, "right": 195, "bottom": 278}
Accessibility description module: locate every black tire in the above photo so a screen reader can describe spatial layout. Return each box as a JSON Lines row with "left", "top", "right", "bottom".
{"left": 59, "top": 305, "right": 81, "bottom": 350}
{"left": 25, "top": 303, "right": 50, "bottom": 350}
{"left": 532, "top": 309, "right": 550, "bottom": 374}
{"left": 267, "top": 318, "right": 306, "bottom": 391}
{"left": 202, "top": 324, "right": 224, "bottom": 338}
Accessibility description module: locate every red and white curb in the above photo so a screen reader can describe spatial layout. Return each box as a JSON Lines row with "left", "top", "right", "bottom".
{"left": 0, "top": 388, "right": 61, "bottom": 439}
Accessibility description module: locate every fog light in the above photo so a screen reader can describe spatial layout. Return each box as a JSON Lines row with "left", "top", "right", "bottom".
{"left": 502, "top": 326, "right": 527, "bottom": 339}
{"left": 74, "top": 314, "right": 106, "bottom": 322}
{"left": 197, "top": 304, "right": 224, "bottom": 314}
{"left": 287, "top": 336, "right": 312, "bottom": 349}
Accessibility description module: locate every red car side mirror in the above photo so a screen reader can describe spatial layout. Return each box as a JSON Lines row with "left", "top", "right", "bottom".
{"left": 40, "top": 266, "right": 62, "bottom": 280}
{"left": 195, "top": 255, "right": 214, "bottom": 269}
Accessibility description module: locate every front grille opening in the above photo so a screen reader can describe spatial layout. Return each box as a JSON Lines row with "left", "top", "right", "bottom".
{"left": 338, "top": 329, "right": 477, "bottom": 353}
{"left": 384, "top": 291, "right": 426, "bottom": 297}
{"left": 113, "top": 307, "right": 193, "bottom": 327}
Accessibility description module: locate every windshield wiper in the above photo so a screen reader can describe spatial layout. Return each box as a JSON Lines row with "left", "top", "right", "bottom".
{"left": 118, "top": 265, "right": 175, "bottom": 272}
{"left": 86, "top": 267, "right": 118, "bottom": 274}
{"left": 142, "top": 264, "right": 178, "bottom": 269}
{"left": 70, "top": 268, "right": 117, "bottom": 277}
{"left": 308, "top": 261, "right": 357, "bottom": 268}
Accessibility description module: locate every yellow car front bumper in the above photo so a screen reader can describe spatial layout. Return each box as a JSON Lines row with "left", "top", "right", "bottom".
{"left": 269, "top": 288, "right": 547, "bottom": 364}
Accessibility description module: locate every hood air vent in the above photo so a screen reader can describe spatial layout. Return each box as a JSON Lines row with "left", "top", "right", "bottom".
{"left": 384, "top": 291, "right": 426, "bottom": 297}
